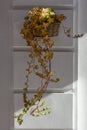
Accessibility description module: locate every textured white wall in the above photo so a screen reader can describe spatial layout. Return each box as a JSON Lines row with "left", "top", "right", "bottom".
{"left": 0, "top": 0, "right": 12, "bottom": 130}
{"left": 78, "top": 0, "right": 87, "bottom": 129}
{"left": 78, "top": 0, "right": 87, "bottom": 33}
{"left": 78, "top": 34, "right": 87, "bottom": 130}
{"left": 0, "top": 0, "right": 87, "bottom": 129}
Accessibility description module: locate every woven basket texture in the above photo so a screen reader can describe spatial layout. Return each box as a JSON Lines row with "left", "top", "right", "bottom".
{"left": 47, "top": 22, "right": 60, "bottom": 36}
{"left": 36, "top": 22, "right": 60, "bottom": 37}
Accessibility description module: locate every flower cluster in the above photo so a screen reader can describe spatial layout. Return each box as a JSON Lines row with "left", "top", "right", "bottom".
{"left": 29, "top": 7, "right": 66, "bottom": 23}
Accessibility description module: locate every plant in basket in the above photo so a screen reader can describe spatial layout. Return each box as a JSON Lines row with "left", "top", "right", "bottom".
{"left": 14, "top": 7, "right": 83, "bottom": 125}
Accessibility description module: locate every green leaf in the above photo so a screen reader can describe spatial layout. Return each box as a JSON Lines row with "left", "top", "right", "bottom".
{"left": 41, "top": 100, "right": 46, "bottom": 105}
{"left": 50, "top": 78, "right": 60, "bottom": 82}
{"left": 14, "top": 114, "right": 18, "bottom": 118}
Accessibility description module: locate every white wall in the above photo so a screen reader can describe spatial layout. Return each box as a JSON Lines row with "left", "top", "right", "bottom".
{"left": 78, "top": 0, "right": 87, "bottom": 130}
{"left": 0, "top": 0, "right": 87, "bottom": 129}
{"left": 78, "top": 0, "right": 87, "bottom": 33}
{"left": 0, "top": 0, "right": 11, "bottom": 130}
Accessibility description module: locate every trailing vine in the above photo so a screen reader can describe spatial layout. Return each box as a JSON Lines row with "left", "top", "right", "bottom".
{"left": 14, "top": 7, "right": 83, "bottom": 125}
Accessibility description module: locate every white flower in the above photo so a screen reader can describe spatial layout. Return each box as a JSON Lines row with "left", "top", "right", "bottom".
{"left": 41, "top": 8, "right": 55, "bottom": 18}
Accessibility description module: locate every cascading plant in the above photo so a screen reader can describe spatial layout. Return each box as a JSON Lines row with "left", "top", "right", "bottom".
{"left": 14, "top": 7, "right": 83, "bottom": 125}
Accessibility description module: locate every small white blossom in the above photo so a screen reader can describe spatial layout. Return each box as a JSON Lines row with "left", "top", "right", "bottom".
{"left": 41, "top": 8, "right": 55, "bottom": 18}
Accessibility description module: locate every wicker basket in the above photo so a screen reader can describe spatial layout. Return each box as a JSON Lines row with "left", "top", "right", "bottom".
{"left": 36, "top": 22, "right": 60, "bottom": 37}
{"left": 47, "top": 22, "right": 60, "bottom": 37}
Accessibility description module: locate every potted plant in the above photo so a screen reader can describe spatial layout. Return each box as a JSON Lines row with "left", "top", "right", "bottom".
{"left": 14, "top": 7, "right": 83, "bottom": 125}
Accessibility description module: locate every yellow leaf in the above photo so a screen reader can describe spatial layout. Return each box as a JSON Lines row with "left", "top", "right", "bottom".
{"left": 49, "top": 71, "right": 55, "bottom": 76}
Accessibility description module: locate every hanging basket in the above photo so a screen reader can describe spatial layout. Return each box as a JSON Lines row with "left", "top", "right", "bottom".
{"left": 47, "top": 22, "right": 60, "bottom": 37}
{"left": 36, "top": 22, "right": 60, "bottom": 37}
